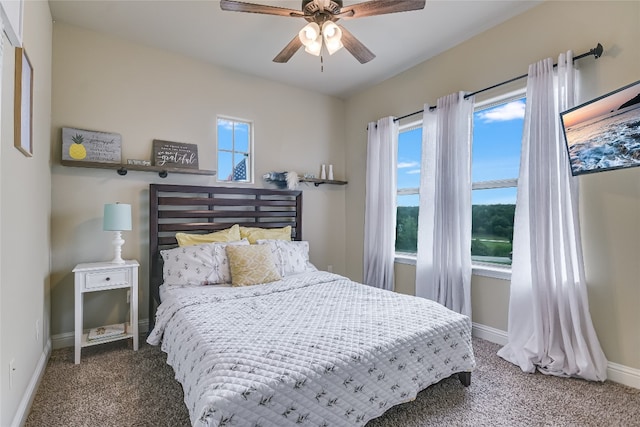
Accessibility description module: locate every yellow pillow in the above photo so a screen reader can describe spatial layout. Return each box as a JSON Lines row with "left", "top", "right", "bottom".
{"left": 226, "top": 245, "right": 281, "bottom": 287}
{"left": 176, "top": 224, "right": 241, "bottom": 247}
{"left": 239, "top": 226, "right": 292, "bottom": 244}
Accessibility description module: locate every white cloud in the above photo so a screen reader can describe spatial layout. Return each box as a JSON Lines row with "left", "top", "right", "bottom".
{"left": 218, "top": 119, "right": 234, "bottom": 130}
{"left": 398, "top": 161, "right": 419, "bottom": 169}
{"left": 406, "top": 169, "right": 421, "bottom": 175}
{"left": 477, "top": 100, "right": 526, "bottom": 123}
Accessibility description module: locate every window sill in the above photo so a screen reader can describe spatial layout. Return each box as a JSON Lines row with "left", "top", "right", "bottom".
{"left": 394, "top": 254, "right": 417, "bottom": 266}
{"left": 394, "top": 254, "right": 512, "bottom": 281}
{"left": 472, "top": 264, "right": 511, "bottom": 281}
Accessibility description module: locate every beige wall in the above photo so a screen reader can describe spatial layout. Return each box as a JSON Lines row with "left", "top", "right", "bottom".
{"left": 345, "top": 0, "right": 640, "bottom": 370}
{"left": 0, "top": 1, "right": 52, "bottom": 425}
{"left": 50, "top": 23, "right": 347, "bottom": 337}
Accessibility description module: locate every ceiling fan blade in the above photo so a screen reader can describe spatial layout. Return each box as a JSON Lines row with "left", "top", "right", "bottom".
{"left": 273, "top": 35, "right": 304, "bottom": 63}
{"left": 220, "top": 0, "right": 304, "bottom": 18}
{"left": 339, "top": 0, "right": 426, "bottom": 19}
{"left": 339, "top": 26, "right": 375, "bottom": 64}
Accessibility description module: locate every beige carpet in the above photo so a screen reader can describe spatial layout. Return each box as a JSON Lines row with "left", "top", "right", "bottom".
{"left": 25, "top": 338, "right": 640, "bottom": 427}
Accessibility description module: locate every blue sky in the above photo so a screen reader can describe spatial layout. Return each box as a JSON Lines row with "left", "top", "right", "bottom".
{"left": 397, "top": 98, "right": 525, "bottom": 206}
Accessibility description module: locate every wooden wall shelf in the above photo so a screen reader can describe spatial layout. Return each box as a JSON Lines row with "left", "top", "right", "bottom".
{"left": 61, "top": 160, "right": 216, "bottom": 178}
{"left": 300, "top": 178, "right": 348, "bottom": 187}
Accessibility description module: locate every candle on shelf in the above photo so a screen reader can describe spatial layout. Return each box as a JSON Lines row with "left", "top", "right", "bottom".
{"left": 328, "top": 164, "right": 334, "bottom": 180}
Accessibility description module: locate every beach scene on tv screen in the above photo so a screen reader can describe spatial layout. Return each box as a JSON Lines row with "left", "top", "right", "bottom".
{"left": 562, "top": 81, "right": 640, "bottom": 175}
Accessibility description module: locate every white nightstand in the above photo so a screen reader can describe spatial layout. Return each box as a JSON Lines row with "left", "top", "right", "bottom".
{"left": 73, "top": 260, "right": 139, "bottom": 364}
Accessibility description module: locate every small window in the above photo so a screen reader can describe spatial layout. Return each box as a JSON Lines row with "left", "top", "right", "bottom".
{"left": 217, "top": 116, "right": 253, "bottom": 183}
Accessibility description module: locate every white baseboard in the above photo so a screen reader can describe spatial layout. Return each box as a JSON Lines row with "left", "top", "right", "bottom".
{"left": 51, "top": 319, "right": 150, "bottom": 349}
{"left": 11, "top": 340, "right": 51, "bottom": 427}
{"left": 607, "top": 361, "right": 640, "bottom": 389}
{"left": 472, "top": 322, "right": 508, "bottom": 345}
{"left": 472, "top": 322, "right": 639, "bottom": 390}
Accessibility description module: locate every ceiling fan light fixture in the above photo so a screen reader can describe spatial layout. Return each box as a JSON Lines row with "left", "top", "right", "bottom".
{"left": 298, "top": 22, "right": 320, "bottom": 47}
{"left": 304, "top": 35, "right": 322, "bottom": 56}
{"left": 219, "top": 0, "right": 427, "bottom": 64}
{"left": 322, "top": 21, "right": 343, "bottom": 55}
{"left": 322, "top": 21, "right": 339, "bottom": 39}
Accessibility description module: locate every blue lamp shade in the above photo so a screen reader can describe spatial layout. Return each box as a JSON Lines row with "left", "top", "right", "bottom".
{"left": 103, "top": 203, "right": 132, "bottom": 231}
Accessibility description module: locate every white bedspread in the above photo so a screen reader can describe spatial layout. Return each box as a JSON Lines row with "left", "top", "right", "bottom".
{"left": 148, "top": 271, "right": 475, "bottom": 426}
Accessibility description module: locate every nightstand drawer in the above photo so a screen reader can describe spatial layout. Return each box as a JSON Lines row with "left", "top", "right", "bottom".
{"left": 85, "top": 269, "right": 129, "bottom": 290}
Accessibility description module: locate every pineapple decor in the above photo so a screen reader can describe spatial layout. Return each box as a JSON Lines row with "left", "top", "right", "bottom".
{"left": 69, "top": 133, "right": 87, "bottom": 160}
{"left": 62, "top": 127, "right": 122, "bottom": 163}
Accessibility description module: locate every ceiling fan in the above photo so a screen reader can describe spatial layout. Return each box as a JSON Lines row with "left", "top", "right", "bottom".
{"left": 219, "top": 0, "right": 426, "bottom": 64}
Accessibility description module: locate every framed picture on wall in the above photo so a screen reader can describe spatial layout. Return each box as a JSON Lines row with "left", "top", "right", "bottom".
{"left": 560, "top": 79, "right": 640, "bottom": 176}
{"left": 14, "top": 47, "right": 33, "bottom": 157}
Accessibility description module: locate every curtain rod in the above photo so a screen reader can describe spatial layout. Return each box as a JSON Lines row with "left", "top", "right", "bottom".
{"left": 392, "top": 43, "right": 604, "bottom": 122}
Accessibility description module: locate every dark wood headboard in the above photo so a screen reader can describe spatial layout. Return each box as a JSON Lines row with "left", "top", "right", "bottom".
{"left": 148, "top": 184, "right": 303, "bottom": 331}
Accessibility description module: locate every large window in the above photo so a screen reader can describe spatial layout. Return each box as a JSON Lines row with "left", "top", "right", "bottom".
{"left": 471, "top": 92, "right": 525, "bottom": 267}
{"left": 396, "top": 122, "right": 422, "bottom": 254}
{"left": 394, "top": 91, "right": 525, "bottom": 270}
{"left": 217, "top": 116, "right": 253, "bottom": 183}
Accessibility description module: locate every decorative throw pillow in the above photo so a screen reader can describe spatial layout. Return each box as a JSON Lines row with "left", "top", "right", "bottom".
{"left": 239, "top": 225, "right": 292, "bottom": 244}
{"left": 225, "top": 244, "right": 282, "bottom": 287}
{"left": 160, "top": 244, "right": 215, "bottom": 285}
{"left": 257, "top": 240, "right": 317, "bottom": 276}
{"left": 175, "top": 224, "right": 241, "bottom": 247}
{"left": 208, "top": 239, "right": 250, "bottom": 284}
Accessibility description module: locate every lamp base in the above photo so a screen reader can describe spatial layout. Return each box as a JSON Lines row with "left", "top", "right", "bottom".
{"left": 110, "top": 231, "right": 126, "bottom": 264}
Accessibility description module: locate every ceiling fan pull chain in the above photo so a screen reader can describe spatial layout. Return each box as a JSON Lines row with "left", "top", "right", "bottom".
{"left": 321, "top": 54, "right": 324, "bottom": 72}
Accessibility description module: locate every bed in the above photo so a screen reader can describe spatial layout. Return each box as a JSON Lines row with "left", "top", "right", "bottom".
{"left": 146, "top": 184, "right": 475, "bottom": 427}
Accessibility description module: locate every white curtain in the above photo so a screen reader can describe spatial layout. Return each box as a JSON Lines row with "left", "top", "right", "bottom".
{"left": 415, "top": 92, "right": 474, "bottom": 316}
{"left": 497, "top": 52, "right": 608, "bottom": 381}
{"left": 364, "top": 117, "right": 398, "bottom": 290}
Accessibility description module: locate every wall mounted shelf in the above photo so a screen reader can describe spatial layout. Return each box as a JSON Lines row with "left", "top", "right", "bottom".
{"left": 61, "top": 160, "right": 216, "bottom": 178}
{"left": 300, "top": 178, "right": 348, "bottom": 187}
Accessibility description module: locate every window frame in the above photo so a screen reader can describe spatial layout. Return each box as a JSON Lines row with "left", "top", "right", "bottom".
{"left": 393, "top": 89, "right": 526, "bottom": 280}
{"left": 216, "top": 115, "right": 255, "bottom": 184}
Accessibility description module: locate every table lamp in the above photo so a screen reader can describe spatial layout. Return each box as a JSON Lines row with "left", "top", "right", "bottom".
{"left": 103, "top": 203, "right": 132, "bottom": 264}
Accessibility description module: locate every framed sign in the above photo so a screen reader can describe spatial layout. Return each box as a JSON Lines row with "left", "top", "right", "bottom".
{"left": 14, "top": 47, "right": 32, "bottom": 157}
{"left": 62, "top": 127, "right": 122, "bottom": 163}
{"left": 153, "top": 140, "right": 199, "bottom": 169}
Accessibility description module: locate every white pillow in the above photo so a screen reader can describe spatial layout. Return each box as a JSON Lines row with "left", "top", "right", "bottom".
{"left": 160, "top": 244, "right": 215, "bottom": 286}
{"left": 161, "top": 239, "right": 249, "bottom": 285}
{"left": 256, "top": 240, "right": 317, "bottom": 277}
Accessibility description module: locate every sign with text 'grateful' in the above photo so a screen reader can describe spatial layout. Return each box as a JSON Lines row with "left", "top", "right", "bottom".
{"left": 152, "top": 140, "right": 199, "bottom": 169}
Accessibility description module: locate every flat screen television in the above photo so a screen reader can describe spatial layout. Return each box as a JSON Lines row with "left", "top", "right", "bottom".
{"left": 560, "top": 79, "right": 640, "bottom": 176}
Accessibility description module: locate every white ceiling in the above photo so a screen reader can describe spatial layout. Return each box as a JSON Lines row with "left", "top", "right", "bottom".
{"left": 48, "top": 0, "right": 542, "bottom": 99}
